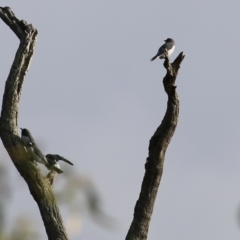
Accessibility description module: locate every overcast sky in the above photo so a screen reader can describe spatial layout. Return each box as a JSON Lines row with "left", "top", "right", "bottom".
{"left": 1, "top": 1, "right": 240, "bottom": 239}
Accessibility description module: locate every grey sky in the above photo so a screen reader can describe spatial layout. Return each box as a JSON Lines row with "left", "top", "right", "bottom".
{"left": 1, "top": 1, "right": 240, "bottom": 239}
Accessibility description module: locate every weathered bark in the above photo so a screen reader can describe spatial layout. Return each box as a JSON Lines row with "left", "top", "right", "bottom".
{"left": 126, "top": 53, "right": 185, "bottom": 240}
{"left": 0, "top": 7, "right": 68, "bottom": 240}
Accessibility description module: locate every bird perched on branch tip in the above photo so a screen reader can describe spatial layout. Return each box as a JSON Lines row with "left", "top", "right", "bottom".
{"left": 150, "top": 38, "right": 175, "bottom": 61}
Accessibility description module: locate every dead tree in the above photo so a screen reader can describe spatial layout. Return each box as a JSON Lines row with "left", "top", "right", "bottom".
{"left": 0, "top": 6, "right": 185, "bottom": 240}
{"left": 125, "top": 53, "right": 185, "bottom": 239}
{"left": 0, "top": 7, "right": 68, "bottom": 240}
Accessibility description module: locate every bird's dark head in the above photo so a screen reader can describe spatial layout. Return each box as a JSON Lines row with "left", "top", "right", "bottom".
{"left": 46, "top": 154, "right": 55, "bottom": 161}
{"left": 21, "top": 128, "right": 30, "bottom": 136}
{"left": 164, "top": 38, "right": 175, "bottom": 44}
{"left": 46, "top": 154, "right": 54, "bottom": 159}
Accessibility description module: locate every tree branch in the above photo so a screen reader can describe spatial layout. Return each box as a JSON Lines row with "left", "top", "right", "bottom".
{"left": 0, "top": 7, "right": 68, "bottom": 240}
{"left": 126, "top": 52, "right": 185, "bottom": 240}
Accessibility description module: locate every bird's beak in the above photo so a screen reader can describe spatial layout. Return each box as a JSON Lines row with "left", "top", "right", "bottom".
{"left": 20, "top": 128, "right": 23, "bottom": 130}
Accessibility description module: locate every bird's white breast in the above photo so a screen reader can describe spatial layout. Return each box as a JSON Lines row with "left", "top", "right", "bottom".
{"left": 167, "top": 45, "right": 175, "bottom": 56}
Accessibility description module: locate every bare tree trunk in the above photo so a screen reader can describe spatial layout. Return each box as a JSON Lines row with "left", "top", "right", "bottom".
{"left": 126, "top": 53, "right": 185, "bottom": 240}
{"left": 0, "top": 7, "right": 68, "bottom": 240}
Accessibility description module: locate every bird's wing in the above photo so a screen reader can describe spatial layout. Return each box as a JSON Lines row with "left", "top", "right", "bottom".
{"left": 156, "top": 45, "right": 167, "bottom": 57}
{"left": 31, "top": 143, "right": 48, "bottom": 165}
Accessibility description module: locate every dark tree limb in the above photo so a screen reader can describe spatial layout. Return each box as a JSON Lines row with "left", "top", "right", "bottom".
{"left": 0, "top": 7, "right": 68, "bottom": 240}
{"left": 126, "top": 53, "right": 185, "bottom": 240}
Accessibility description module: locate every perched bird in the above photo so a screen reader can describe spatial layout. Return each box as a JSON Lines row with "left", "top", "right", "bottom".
{"left": 20, "top": 128, "right": 48, "bottom": 165}
{"left": 46, "top": 154, "right": 74, "bottom": 174}
{"left": 150, "top": 38, "right": 175, "bottom": 61}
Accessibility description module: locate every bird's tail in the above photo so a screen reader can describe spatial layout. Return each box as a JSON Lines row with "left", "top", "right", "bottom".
{"left": 150, "top": 55, "right": 158, "bottom": 61}
{"left": 54, "top": 154, "right": 74, "bottom": 165}
{"left": 60, "top": 158, "right": 74, "bottom": 165}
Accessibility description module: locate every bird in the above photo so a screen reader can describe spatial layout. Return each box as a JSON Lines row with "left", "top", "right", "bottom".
{"left": 45, "top": 154, "right": 74, "bottom": 174}
{"left": 20, "top": 128, "right": 49, "bottom": 165}
{"left": 150, "top": 38, "right": 175, "bottom": 61}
